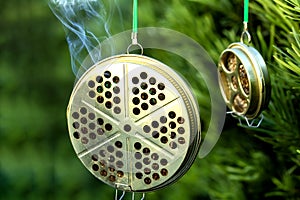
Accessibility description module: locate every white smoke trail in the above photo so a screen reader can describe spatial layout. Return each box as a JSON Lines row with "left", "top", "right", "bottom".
{"left": 49, "top": 0, "right": 123, "bottom": 77}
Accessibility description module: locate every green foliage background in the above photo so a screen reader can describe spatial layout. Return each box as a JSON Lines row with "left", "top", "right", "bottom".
{"left": 0, "top": 0, "right": 299, "bottom": 199}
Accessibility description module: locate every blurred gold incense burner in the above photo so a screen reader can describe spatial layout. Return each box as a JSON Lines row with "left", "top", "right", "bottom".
{"left": 218, "top": 42, "right": 271, "bottom": 120}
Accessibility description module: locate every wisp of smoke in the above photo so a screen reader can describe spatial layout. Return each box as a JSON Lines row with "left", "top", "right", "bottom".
{"left": 49, "top": 0, "right": 123, "bottom": 77}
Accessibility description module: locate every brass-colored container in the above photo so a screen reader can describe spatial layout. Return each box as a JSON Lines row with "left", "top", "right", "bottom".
{"left": 218, "top": 42, "right": 271, "bottom": 119}
{"left": 67, "top": 54, "right": 201, "bottom": 192}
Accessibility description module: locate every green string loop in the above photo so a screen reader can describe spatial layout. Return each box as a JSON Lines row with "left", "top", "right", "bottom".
{"left": 133, "top": 0, "right": 138, "bottom": 33}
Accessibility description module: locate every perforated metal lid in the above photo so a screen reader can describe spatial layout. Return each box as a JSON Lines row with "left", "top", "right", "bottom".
{"left": 67, "top": 54, "right": 201, "bottom": 192}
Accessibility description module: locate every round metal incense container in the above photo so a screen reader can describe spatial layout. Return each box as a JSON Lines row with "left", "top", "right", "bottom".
{"left": 218, "top": 42, "right": 271, "bottom": 119}
{"left": 67, "top": 54, "right": 201, "bottom": 192}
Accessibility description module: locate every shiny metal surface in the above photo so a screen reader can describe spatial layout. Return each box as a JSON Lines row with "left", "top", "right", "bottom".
{"left": 67, "top": 54, "right": 201, "bottom": 192}
{"left": 218, "top": 42, "right": 271, "bottom": 119}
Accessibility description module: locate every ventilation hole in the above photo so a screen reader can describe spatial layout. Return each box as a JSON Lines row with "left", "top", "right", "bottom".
{"left": 99, "top": 150, "right": 106, "bottom": 157}
{"left": 108, "top": 155, "right": 115, "bottom": 162}
{"left": 144, "top": 168, "right": 151, "bottom": 175}
{"left": 151, "top": 153, "right": 159, "bottom": 160}
{"left": 135, "top": 162, "right": 142, "bottom": 169}
{"left": 178, "top": 127, "right": 185, "bottom": 134}
{"left": 105, "top": 123, "right": 112, "bottom": 131}
{"left": 134, "top": 142, "right": 142, "bottom": 150}
{"left": 152, "top": 131, "right": 159, "bottom": 139}
{"left": 113, "top": 76, "right": 120, "bottom": 83}
{"left": 169, "top": 122, "right": 176, "bottom": 129}
{"left": 161, "top": 136, "right": 168, "bottom": 144}
{"left": 158, "top": 93, "right": 165, "bottom": 101}
{"left": 143, "top": 158, "right": 151, "bottom": 165}
{"left": 107, "top": 145, "right": 114, "bottom": 153}
{"left": 100, "top": 170, "right": 107, "bottom": 177}
{"left": 149, "top": 88, "right": 156, "bottom": 95}
{"left": 97, "top": 96, "right": 104, "bottom": 104}
{"left": 133, "top": 107, "right": 140, "bottom": 115}
{"left": 133, "top": 97, "right": 140, "bottom": 105}
{"left": 92, "top": 164, "right": 99, "bottom": 171}
{"left": 170, "top": 132, "right": 176, "bottom": 139}
{"left": 149, "top": 77, "right": 156, "bottom": 85}
{"left": 92, "top": 154, "right": 98, "bottom": 161}
{"left": 105, "top": 91, "right": 112, "bottom": 99}
{"left": 178, "top": 137, "right": 186, "bottom": 144}
{"left": 104, "top": 81, "right": 112, "bottom": 89}
{"left": 105, "top": 101, "right": 112, "bottom": 109}
{"left": 80, "top": 107, "right": 87, "bottom": 115}
{"left": 113, "top": 97, "right": 121, "bottom": 104}
{"left": 161, "top": 169, "right": 168, "bottom": 176}
{"left": 72, "top": 122, "right": 80, "bottom": 129}
{"left": 88, "top": 80, "right": 95, "bottom": 88}
{"left": 160, "top": 159, "right": 168, "bottom": 166}
{"left": 109, "top": 166, "right": 115, "bottom": 172}
{"left": 149, "top": 98, "right": 157, "bottom": 105}
{"left": 72, "top": 112, "right": 79, "bottom": 119}
{"left": 117, "top": 171, "right": 124, "bottom": 178}
{"left": 141, "top": 93, "right": 148, "bottom": 100}
{"left": 73, "top": 132, "right": 80, "bottom": 139}
{"left": 169, "top": 142, "right": 177, "bottom": 149}
{"left": 81, "top": 137, "right": 89, "bottom": 144}
{"left": 124, "top": 124, "right": 131, "bottom": 132}
{"left": 144, "top": 177, "right": 151, "bottom": 185}
{"left": 168, "top": 111, "right": 176, "bottom": 119}
{"left": 136, "top": 172, "right": 143, "bottom": 179}
{"left": 104, "top": 71, "right": 111, "bottom": 78}
{"left": 96, "top": 76, "right": 103, "bottom": 83}
{"left": 89, "top": 133, "right": 96, "bottom": 140}
{"left": 140, "top": 72, "right": 148, "bottom": 79}
{"left": 115, "top": 141, "right": 123, "bottom": 148}
{"left": 100, "top": 160, "right": 107, "bottom": 167}
{"left": 143, "top": 148, "right": 151, "bottom": 155}
{"left": 152, "top": 173, "right": 160, "bottom": 180}
{"left": 116, "top": 151, "right": 123, "bottom": 158}
{"left": 143, "top": 125, "right": 151, "bottom": 133}
{"left": 132, "top": 77, "right": 139, "bottom": 84}
{"left": 132, "top": 87, "right": 139, "bottom": 95}
{"left": 97, "top": 86, "right": 104, "bottom": 93}
{"left": 89, "top": 123, "right": 95, "bottom": 130}
{"left": 88, "top": 113, "right": 95, "bottom": 120}
{"left": 141, "top": 103, "right": 149, "bottom": 110}
{"left": 89, "top": 91, "right": 96, "bottom": 98}
{"left": 113, "top": 86, "right": 120, "bottom": 94}
{"left": 80, "top": 117, "right": 87, "bottom": 124}
{"left": 152, "top": 163, "right": 159, "bottom": 171}
{"left": 114, "top": 107, "right": 121, "bottom": 114}
{"left": 135, "top": 152, "right": 142, "bottom": 159}
{"left": 158, "top": 83, "right": 165, "bottom": 90}
{"left": 97, "top": 128, "right": 105, "bottom": 135}
{"left": 109, "top": 175, "right": 116, "bottom": 182}
{"left": 151, "top": 121, "right": 159, "bottom": 128}
{"left": 97, "top": 118, "right": 104, "bottom": 125}
{"left": 160, "top": 116, "right": 167, "bottom": 124}
{"left": 116, "top": 161, "right": 124, "bottom": 168}
{"left": 160, "top": 126, "right": 168, "bottom": 134}
{"left": 177, "top": 117, "right": 184, "bottom": 124}
{"left": 81, "top": 127, "right": 88, "bottom": 134}
{"left": 140, "top": 82, "right": 148, "bottom": 90}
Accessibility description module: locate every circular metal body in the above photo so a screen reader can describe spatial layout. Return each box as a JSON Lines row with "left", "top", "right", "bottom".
{"left": 218, "top": 42, "right": 271, "bottom": 119}
{"left": 67, "top": 54, "right": 201, "bottom": 192}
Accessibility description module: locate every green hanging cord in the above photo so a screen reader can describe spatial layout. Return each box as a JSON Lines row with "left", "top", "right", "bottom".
{"left": 244, "top": 0, "right": 249, "bottom": 23}
{"left": 241, "top": 0, "right": 251, "bottom": 43}
{"left": 133, "top": 0, "right": 138, "bottom": 33}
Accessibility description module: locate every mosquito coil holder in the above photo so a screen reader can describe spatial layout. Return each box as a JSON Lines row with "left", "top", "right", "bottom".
{"left": 218, "top": 42, "right": 271, "bottom": 119}
{"left": 67, "top": 54, "right": 201, "bottom": 192}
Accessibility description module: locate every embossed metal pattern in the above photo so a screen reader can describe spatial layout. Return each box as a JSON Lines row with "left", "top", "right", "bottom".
{"left": 67, "top": 54, "right": 201, "bottom": 192}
